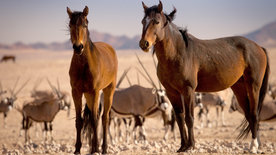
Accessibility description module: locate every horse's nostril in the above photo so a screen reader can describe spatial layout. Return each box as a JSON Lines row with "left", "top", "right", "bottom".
{"left": 145, "top": 41, "right": 149, "bottom": 47}
{"left": 73, "top": 44, "right": 77, "bottom": 50}
{"left": 80, "top": 44, "right": 84, "bottom": 49}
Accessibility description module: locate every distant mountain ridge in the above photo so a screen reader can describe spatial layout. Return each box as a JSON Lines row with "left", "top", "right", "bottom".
{"left": 0, "top": 30, "right": 140, "bottom": 50}
{"left": 244, "top": 20, "right": 276, "bottom": 48}
{"left": 1, "top": 20, "right": 276, "bottom": 50}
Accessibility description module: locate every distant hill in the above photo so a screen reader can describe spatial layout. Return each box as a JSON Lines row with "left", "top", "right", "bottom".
{"left": 2, "top": 20, "right": 276, "bottom": 51}
{"left": 244, "top": 20, "right": 276, "bottom": 48}
{"left": 0, "top": 30, "right": 140, "bottom": 51}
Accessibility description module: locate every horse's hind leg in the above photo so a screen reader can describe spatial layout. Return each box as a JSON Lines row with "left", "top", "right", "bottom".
{"left": 102, "top": 82, "right": 116, "bottom": 154}
{"left": 243, "top": 74, "right": 264, "bottom": 153}
{"left": 231, "top": 77, "right": 260, "bottom": 153}
{"left": 85, "top": 91, "right": 100, "bottom": 154}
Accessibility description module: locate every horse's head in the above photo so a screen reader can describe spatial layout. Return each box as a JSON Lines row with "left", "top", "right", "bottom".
{"left": 139, "top": 1, "right": 176, "bottom": 52}
{"left": 67, "top": 6, "right": 89, "bottom": 55}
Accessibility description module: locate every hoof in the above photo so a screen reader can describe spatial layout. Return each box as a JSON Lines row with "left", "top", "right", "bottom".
{"left": 102, "top": 146, "right": 108, "bottom": 154}
{"left": 177, "top": 145, "right": 194, "bottom": 152}
{"left": 74, "top": 150, "right": 80, "bottom": 154}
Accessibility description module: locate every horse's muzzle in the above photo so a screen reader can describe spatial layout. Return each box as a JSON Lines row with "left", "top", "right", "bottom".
{"left": 73, "top": 44, "right": 84, "bottom": 55}
{"left": 139, "top": 40, "right": 150, "bottom": 52}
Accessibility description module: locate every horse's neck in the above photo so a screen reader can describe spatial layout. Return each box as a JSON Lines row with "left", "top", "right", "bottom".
{"left": 155, "top": 23, "right": 185, "bottom": 62}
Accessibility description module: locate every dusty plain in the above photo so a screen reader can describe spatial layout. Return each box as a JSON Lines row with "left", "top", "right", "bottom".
{"left": 0, "top": 48, "right": 275, "bottom": 154}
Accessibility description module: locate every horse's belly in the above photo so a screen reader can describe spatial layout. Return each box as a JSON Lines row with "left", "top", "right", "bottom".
{"left": 196, "top": 70, "right": 243, "bottom": 92}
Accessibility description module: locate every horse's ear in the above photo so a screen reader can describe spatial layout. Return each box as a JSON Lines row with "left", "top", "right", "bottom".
{"left": 142, "top": 1, "right": 148, "bottom": 12}
{"left": 67, "top": 7, "right": 72, "bottom": 18}
{"left": 168, "top": 7, "right": 177, "bottom": 21}
{"left": 83, "top": 6, "right": 89, "bottom": 17}
{"left": 157, "top": 0, "right": 163, "bottom": 13}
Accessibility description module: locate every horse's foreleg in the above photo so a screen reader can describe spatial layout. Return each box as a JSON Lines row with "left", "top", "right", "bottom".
{"left": 72, "top": 90, "right": 83, "bottom": 154}
{"left": 102, "top": 84, "right": 115, "bottom": 154}
{"left": 166, "top": 91, "right": 188, "bottom": 152}
{"left": 108, "top": 117, "right": 114, "bottom": 144}
{"left": 182, "top": 89, "right": 195, "bottom": 150}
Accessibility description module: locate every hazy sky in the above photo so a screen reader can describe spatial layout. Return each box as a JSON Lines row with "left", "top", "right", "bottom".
{"left": 0, "top": 0, "right": 276, "bottom": 44}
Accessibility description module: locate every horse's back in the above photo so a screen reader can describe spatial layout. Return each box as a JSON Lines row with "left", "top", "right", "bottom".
{"left": 195, "top": 36, "right": 267, "bottom": 92}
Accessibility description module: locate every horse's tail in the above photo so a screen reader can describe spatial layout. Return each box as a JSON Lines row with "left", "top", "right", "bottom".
{"left": 258, "top": 47, "right": 270, "bottom": 114}
{"left": 237, "top": 47, "right": 270, "bottom": 139}
{"left": 82, "top": 104, "right": 93, "bottom": 142}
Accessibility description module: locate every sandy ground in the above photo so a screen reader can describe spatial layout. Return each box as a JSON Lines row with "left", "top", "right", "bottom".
{"left": 0, "top": 48, "right": 275, "bottom": 155}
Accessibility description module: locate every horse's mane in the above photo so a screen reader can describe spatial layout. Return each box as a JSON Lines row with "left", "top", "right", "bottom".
{"left": 179, "top": 28, "right": 189, "bottom": 48}
{"left": 144, "top": 5, "right": 177, "bottom": 22}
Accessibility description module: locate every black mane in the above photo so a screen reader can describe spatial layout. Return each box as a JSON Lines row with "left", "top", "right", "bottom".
{"left": 69, "top": 11, "right": 88, "bottom": 26}
{"left": 144, "top": 5, "right": 160, "bottom": 17}
{"left": 179, "top": 28, "right": 189, "bottom": 48}
{"left": 144, "top": 6, "right": 177, "bottom": 23}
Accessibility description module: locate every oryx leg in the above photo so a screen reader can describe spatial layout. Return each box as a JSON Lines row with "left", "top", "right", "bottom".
{"left": 221, "top": 106, "right": 226, "bottom": 126}
{"left": 43, "top": 122, "right": 48, "bottom": 142}
{"left": 3, "top": 113, "right": 7, "bottom": 128}
{"left": 124, "top": 118, "right": 132, "bottom": 143}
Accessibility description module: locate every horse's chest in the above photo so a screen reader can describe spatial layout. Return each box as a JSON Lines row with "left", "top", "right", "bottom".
{"left": 157, "top": 68, "right": 183, "bottom": 92}
{"left": 69, "top": 64, "right": 94, "bottom": 92}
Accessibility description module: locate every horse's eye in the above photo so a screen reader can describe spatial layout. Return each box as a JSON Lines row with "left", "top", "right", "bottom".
{"left": 153, "top": 19, "right": 159, "bottom": 25}
{"left": 141, "top": 19, "right": 146, "bottom": 25}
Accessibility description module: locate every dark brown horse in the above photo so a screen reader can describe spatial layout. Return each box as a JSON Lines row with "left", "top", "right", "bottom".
{"left": 67, "top": 6, "right": 118, "bottom": 154}
{"left": 0, "top": 55, "right": 16, "bottom": 63}
{"left": 139, "top": 1, "right": 269, "bottom": 153}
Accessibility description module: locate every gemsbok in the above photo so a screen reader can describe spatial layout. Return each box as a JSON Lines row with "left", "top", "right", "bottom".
{"left": 0, "top": 78, "right": 29, "bottom": 127}
{"left": 67, "top": 6, "right": 118, "bottom": 154}
{"left": 268, "top": 83, "right": 276, "bottom": 100}
{"left": 139, "top": 1, "right": 269, "bottom": 153}
{"left": 195, "top": 92, "right": 226, "bottom": 128}
{"left": 230, "top": 95, "right": 276, "bottom": 122}
{"left": 21, "top": 79, "right": 71, "bottom": 143}
{"left": 106, "top": 56, "right": 175, "bottom": 143}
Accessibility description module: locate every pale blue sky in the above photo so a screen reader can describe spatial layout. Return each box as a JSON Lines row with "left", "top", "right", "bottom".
{"left": 0, "top": 0, "right": 275, "bottom": 44}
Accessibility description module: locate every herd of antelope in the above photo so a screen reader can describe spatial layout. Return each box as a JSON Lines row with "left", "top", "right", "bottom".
{"left": 0, "top": 1, "right": 275, "bottom": 154}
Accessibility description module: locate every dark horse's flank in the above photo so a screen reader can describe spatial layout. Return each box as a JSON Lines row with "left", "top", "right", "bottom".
{"left": 139, "top": 1, "right": 269, "bottom": 153}
{"left": 67, "top": 6, "right": 118, "bottom": 154}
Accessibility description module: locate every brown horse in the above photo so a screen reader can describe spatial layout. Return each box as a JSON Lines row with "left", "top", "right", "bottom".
{"left": 67, "top": 6, "right": 118, "bottom": 154}
{"left": 0, "top": 55, "right": 16, "bottom": 63}
{"left": 139, "top": 1, "right": 269, "bottom": 153}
